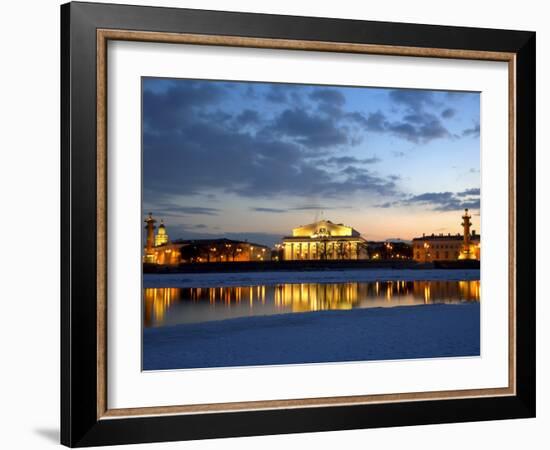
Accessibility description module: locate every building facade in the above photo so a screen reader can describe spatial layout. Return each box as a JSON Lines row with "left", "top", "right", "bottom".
{"left": 412, "top": 209, "right": 480, "bottom": 262}
{"left": 282, "top": 220, "right": 368, "bottom": 260}
{"left": 143, "top": 213, "right": 181, "bottom": 265}
{"left": 177, "top": 238, "right": 271, "bottom": 263}
{"left": 143, "top": 213, "right": 271, "bottom": 265}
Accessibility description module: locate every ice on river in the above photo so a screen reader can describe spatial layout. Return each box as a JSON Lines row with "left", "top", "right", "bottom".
{"left": 143, "top": 303, "right": 480, "bottom": 370}
{"left": 144, "top": 269, "right": 480, "bottom": 289}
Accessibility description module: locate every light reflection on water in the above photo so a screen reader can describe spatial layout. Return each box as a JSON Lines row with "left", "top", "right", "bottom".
{"left": 144, "top": 280, "right": 480, "bottom": 327}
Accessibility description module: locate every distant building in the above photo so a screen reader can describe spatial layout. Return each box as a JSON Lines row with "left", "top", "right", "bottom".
{"left": 143, "top": 213, "right": 182, "bottom": 265}
{"left": 142, "top": 213, "right": 271, "bottom": 265}
{"left": 412, "top": 209, "right": 480, "bottom": 262}
{"left": 366, "top": 241, "right": 413, "bottom": 260}
{"left": 177, "top": 238, "right": 271, "bottom": 263}
{"left": 154, "top": 220, "right": 169, "bottom": 246}
{"left": 282, "top": 219, "right": 368, "bottom": 260}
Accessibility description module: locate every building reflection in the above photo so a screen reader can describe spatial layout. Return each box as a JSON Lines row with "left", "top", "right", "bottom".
{"left": 143, "top": 287, "right": 180, "bottom": 326}
{"left": 144, "top": 280, "right": 480, "bottom": 327}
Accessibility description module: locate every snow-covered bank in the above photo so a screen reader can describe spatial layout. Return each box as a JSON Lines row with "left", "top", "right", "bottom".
{"left": 143, "top": 303, "right": 480, "bottom": 370}
{"left": 144, "top": 269, "right": 480, "bottom": 288}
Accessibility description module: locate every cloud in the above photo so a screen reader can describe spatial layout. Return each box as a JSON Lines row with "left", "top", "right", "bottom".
{"left": 407, "top": 192, "right": 454, "bottom": 203}
{"left": 268, "top": 108, "right": 349, "bottom": 148}
{"left": 345, "top": 110, "right": 387, "bottom": 132}
{"left": 143, "top": 81, "right": 400, "bottom": 202}
{"left": 457, "top": 188, "right": 480, "bottom": 196}
{"left": 243, "top": 84, "right": 258, "bottom": 99}
{"left": 148, "top": 205, "right": 221, "bottom": 216}
{"left": 264, "top": 84, "right": 303, "bottom": 104}
{"left": 348, "top": 109, "right": 451, "bottom": 144}
{"left": 266, "top": 85, "right": 459, "bottom": 148}
{"left": 433, "top": 199, "right": 480, "bottom": 211}
{"left": 290, "top": 205, "right": 352, "bottom": 211}
{"left": 375, "top": 188, "right": 480, "bottom": 212}
{"left": 251, "top": 207, "right": 287, "bottom": 213}
{"left": 143, "top": 80, "right": 226, "bottom": 131}
{"left": 310, "top": 88, "right": 454, "bottom": 145}
{"left": 389, "top": 89, "right": 436, "bottom": 111}
{"left": 441, "top": 108, "right": 456, "bottom": 119}
{"left": 310, "top": 88, "right": 346, "bottom": 106}
{"left": 386, "top": 114, "right": 451, "bottom": 143}
{"left": 250, "top": 204, "right": 353, "bottom": 214}
{"left": 265, "top": 85, "right": 288, "bottom": 103}
{"left": 407, "top": 191, "right": 480, "bottom": 212}
{"left": 445, "top": 91, "right": 476, "bottom": 99}
{"left": 142, "top": 79, "right": 473, "bottom": 210}
{"left": 381, "top": 90, "right": 456, "bottom": 143}
{"left": 374, "top": 201, "right": 399, "bottom": 208}
{"left": 309, "top": 88, "right": 346, "bottom": 115}
{"left": 321, "top": 156, "right": 381, "bottom": 166}
{"left": 308, "top": 87, "right": 456, "bottom": 145}
{"left": 235, "top": 109, "right": 260, "bottom": 126}
{"left": 462, "top": 122, "right": 480, "bottom": 138}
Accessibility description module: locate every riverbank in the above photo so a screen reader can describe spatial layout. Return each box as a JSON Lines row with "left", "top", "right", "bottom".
{"left": 143, "top": 268, "right": 480, "bottom": 288}
{"left": 143, "top": 259, "right": 479, "bottom": 274}
{"left": 143, "top": 303, "right": 480, "bottom": 370}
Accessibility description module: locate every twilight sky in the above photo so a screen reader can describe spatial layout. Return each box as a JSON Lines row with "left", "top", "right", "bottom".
{"left": 143, "top": 77, "right": 480, "bottom": 247}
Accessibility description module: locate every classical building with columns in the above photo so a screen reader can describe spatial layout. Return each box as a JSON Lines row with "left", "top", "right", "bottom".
{"left": 411, "top": 209, "right": 480, "bottom": 262}
{"left": 282, "top": 220, "right": 368, "bottom": 260}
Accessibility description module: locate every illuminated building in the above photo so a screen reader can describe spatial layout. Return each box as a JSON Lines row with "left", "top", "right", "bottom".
{"left": 154, "top": 220, "right": 169, "bottom": 246}
{"left": 281, "top": 219, "right": 368, "bottom": 260}
{"left": 143, "top": 213, "right": 271, "bottom": 265}
{"left": 177, "top": 238, "right": 271, "bottom": 263}
{"left": 143, "top": 213, "right": 181, "bottom": 265}
{"left": 412, "top": 209, "right": 480, "bottom": 262}
{"left": 366, "top": 241, "right": 412, "bottom": 260}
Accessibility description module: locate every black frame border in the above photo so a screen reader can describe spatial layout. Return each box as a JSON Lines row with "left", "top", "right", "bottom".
{"left": 61, "top": 2, "right": 535, "bottom": 447}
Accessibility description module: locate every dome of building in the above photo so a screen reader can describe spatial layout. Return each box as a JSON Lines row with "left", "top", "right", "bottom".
{"left": 154, "top": 220, "right": 169, "bottom": 246}
{"left": 158, "top": 221, "right": 166, "bottom": 234}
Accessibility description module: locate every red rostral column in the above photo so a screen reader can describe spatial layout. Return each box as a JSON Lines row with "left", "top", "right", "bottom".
{"left": 461, "top": 208, "right": 472, "bottom": 257}
{"left": 144, "top": 212, "right": 156, "bottom": 253}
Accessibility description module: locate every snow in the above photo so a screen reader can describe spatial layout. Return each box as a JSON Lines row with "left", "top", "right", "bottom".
{"left": 144, "top": 269, "right": 480, "bottom": 288}
{"left": 143, "top": 303, "right": 480, "bottom": 370}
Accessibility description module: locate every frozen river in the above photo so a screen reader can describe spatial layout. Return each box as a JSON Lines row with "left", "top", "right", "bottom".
{"left": 143, "top": 269, "right": 480, "bottom": 327}
{"left": 142, "top": 269, "right": 480, "bottom": 369}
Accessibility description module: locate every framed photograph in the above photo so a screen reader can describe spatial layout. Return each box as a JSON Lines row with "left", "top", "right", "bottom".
{"left": 61, "top": 1, "right": 535, "bottom": 447}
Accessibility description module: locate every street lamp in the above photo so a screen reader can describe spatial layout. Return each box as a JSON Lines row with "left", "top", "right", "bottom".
{"left": 423, "top": 242, "right": 430, "bottom": 263}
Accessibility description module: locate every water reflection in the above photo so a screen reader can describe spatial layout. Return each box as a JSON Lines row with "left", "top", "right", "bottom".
{"left": 144, "top": 280, "right": 480, "bottom": 327}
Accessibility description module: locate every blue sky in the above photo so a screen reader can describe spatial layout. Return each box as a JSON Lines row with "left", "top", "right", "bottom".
{"left": 142, "top": 78, "right": 480, "bottom": 246}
